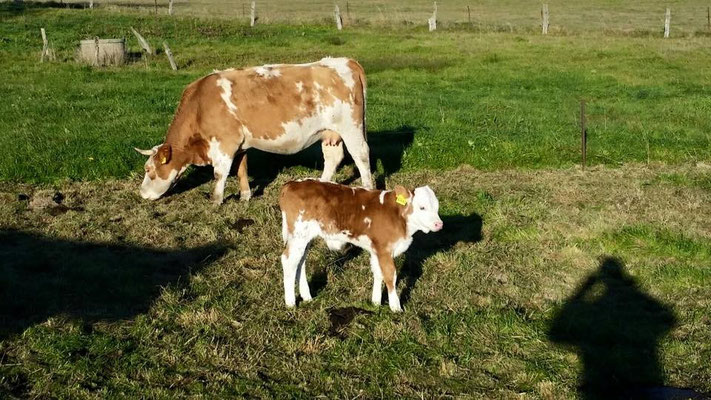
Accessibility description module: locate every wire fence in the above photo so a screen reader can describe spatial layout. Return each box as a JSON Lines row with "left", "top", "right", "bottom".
{"left": 30, "top": 0, "right": 711, "bottom": 35}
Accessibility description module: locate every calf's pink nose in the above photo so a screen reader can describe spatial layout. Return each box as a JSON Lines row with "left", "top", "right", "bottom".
{"left": 434, "top": 220, "right": 444, "bottom": 231}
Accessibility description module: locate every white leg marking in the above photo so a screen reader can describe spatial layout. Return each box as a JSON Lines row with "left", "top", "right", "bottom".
{"left": 388, "top": 270, "right": 402, "bottom": 312}
{"left": 298, "top": 249, "right": 312, "bottom": 302}
{"left": 320, "top": 140, "right": 344, "bottom": 183}
{"left": 281, "top": 238, "right": 309, "bottom": 307}
{"left": 207, "top": 138, "right": 233, "bottom": 204}
{"left": 369, "top": 252, "right": 383, "bottom": 306}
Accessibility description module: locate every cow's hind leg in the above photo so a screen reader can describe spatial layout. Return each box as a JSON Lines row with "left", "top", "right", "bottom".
{"left": 236, "top": 152, "right": 251, "bottom": 201}
{"left": 281, "top": 238, "right": 310, "bottom": 307}
{"left": 320, "top": 131, "right": 344, "bottom": 183}
{"left": 341, "top": 128, "right": 373, "bottom": 189}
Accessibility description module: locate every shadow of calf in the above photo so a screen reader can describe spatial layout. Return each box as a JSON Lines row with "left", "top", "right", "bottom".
{"left": 399, "top": 213, "right": 483, "bottom": 306}
{"left": 0, "top": 230, "right": 228, "bottom": 340}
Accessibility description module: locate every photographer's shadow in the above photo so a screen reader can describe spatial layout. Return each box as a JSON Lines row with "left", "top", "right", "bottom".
{"left": 547, "top": 257, "right": 704, "bottom": 399}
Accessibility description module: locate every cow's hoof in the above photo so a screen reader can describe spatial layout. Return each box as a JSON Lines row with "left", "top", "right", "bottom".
{"left": 240, "top": 190, "right": 252, "bottom": 202}
{"left": 211, "top": 197, "right": 224, "bottom": 206}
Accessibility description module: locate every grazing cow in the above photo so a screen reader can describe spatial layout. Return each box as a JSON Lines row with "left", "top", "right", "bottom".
{"left": 279, "top": 180, "right": 444, "bottom": 312}
{"left": 134, "top": 57, "right": 372, "bottom": 204}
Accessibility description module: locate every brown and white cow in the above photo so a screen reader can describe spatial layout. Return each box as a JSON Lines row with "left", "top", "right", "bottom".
{"left": 134, "top": 57, "right": 372, "bottom": 204}
{"left": 279, "top": 180, "right": 443, "bottom": 312}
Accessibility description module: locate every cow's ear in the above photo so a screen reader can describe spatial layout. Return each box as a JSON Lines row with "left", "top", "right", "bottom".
{"left": 156, "top": 144, "right": 172, "bottom": 165}
{"left": 393, "top": 185, "right": 411, "bottom": 206}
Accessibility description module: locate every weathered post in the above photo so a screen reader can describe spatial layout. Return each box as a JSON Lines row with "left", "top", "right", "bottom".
{"left": 346, "top": 1, "right": 351, "bottom": 21}
{"left": 707, "top": 6, "right": 710, "bottom": 30}
{"left": 154, "top": 0, "right": 158, "bottom": 15}
{"left": 334, "top": 4, "right": 343, "bottom": 30}
{"left": 168, "top": 0, "right": 174, "bottom": 15}
{"left": 467, "top": 5, "right": 471, "bottom": 25}
{"left": 131, "top": 27, "right": 153, "bottom": 54}
{"left": 428, "top": 1, "right": 437, "bottom": 31}
{"left": 580, "top": 100, "right": 587, "bottom": 170}
{"left": 163, "top": 41, "right": 177, "bottom": 70}
{"left": 40, "top": 28, "right": 48, "bottom": 62}
{"left": 664, "top": 7, "right": 671, "bottom": 38}
{"left": 541, "top": 4, "right": 549, "bottom": 34}
{"left": 250, "top": 1, "right": 256, "bottom": 26}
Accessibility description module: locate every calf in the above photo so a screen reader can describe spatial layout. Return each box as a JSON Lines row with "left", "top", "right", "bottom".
{"left": 135, "top": 57, "right": 372, "bottom": 204}
{"left": 279, "top": 180, "right": 443, "bottom": 312}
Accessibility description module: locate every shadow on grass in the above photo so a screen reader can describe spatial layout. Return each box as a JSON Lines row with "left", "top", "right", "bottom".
{"left": 399, "top": 213, "right": 483, "bottom": 305}
{"left": 547, "top": 257, "right": 706, "bottom": 399}
{"left": 164, "top": 126, "right": 415, "bottom": 201}
{"left": 0, "top": 230, "right": 228, "bottom": 340}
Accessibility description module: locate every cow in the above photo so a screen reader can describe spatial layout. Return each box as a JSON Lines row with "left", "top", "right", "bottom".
{"left": 134, "top": 57, "right": 372, "bottom": 204}
{"left": 279, "top": 180, "right": 444, "bottom": 312}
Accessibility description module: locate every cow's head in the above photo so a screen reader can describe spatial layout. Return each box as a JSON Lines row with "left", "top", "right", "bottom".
{"left": 134, "top": 144, "right": 183, "bottom": 200}
{"left": 396, "top": 185, "right": 444, "bottom": 234}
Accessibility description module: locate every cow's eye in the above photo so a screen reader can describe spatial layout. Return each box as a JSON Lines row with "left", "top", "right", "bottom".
{"left": 419, "top": 206, "right": 425, "bottom": 211}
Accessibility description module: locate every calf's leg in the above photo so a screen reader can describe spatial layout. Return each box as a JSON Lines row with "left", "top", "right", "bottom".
{"left": 281, "top": 238, "right": 310, "bottom": 307}
{"left": 369, "top": 252, "right": 383, "bottom": 305}
{"left": 297, "top": 247, "right": 312, "bottom": 302}
{"left": 376, "top": 251, "right": 402, "bottom": 312}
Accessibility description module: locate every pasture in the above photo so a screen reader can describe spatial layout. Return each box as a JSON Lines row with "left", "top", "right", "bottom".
{"left": 1, "top": 3, "right": 711, "bottom": 398}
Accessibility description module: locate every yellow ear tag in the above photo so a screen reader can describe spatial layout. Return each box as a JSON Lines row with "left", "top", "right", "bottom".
{"left": 396, "top": 194, "right": 408, "bottom": 206}
{"left": 160, "top": 156, "right": 167, "bottom": 165}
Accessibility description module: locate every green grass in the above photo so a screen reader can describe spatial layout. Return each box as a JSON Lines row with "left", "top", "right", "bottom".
{"left": 2, "top": 5, "right": 711, "bottom": 182}
{"left": 1, "top": 164, "right": 710, "bottom": 398}
{"left": 2, "top": 4, "right": 711, "bottom": 399}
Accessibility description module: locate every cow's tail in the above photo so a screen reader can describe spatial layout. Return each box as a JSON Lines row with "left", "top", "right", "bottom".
{"left": 351, "top": 59, "right": 367, "bottom": 143}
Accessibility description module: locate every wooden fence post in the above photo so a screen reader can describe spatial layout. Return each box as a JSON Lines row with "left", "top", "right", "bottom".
{"left": 346, "top": 1, "right": 351, "bottom": 21}
{"left": 168, "top": 0, "right": 174, "bottom": 15}
{"left": 467, "top": 5, "right": 471, "bottom": 25}
{"left": 664, "top": 7, "right": 671, "bottom": 38}
{"left": 707, "top": 6, "right": 710, "bottom": 30}
{"left": 154, "top": 0, "right": 157, "bottom": 15}
{"left": 580, "top": 100, "right": 587, "bottom": 170}
{"left": 428, "top": 1, "right": 437, "bottom": 31}
{"left": 250, "top": 1, "right": 256, "bottom": 27}
{"left": 334, "top": 4, "right": 343, "bottom": 30}
{"left": 40, "top": 28, "right": 48, "bottom": 62}
{"left": 541, "top": 4, "right": 549, "bottom": 34}
{"left": 163, "top": 41, "right": 177, "bottom": 70}
{"left": 131, "top": 27, "right": 153, "bottom": 54}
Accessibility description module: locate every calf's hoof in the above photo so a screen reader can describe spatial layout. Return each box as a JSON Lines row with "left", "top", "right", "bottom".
{"left": 240, "top": 190, "right": 252, "bottom": 202}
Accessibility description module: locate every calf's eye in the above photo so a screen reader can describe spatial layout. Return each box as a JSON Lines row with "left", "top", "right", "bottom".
{"left": 419, "top": 206, "right": 425, "bottom": 210}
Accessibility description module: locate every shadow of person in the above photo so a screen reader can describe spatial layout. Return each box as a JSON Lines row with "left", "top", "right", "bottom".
{"left": 548, "top": 257, "right": 681, "bottom": 400}
{"left": 0, "top": 230, "right": 228, "bottom": 340}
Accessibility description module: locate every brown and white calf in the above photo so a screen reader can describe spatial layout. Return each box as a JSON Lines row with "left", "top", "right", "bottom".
{"left": 135, "top": 57, "right": 372, "bottom": 204}
{"left": 279, "top": 180, "right": 443, "bottom": 312}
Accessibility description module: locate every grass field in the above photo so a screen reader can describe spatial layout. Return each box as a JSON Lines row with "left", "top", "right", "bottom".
{"left": 1, "top": 3, "right": 711, "bottom": 399}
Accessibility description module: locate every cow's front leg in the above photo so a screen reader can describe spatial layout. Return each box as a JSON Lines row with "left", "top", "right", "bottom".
{"left": 211, "top": 156, "right": 232, "bottom": 205}
{"left": 236, "top": 152, "right": 251, "bottom": 201}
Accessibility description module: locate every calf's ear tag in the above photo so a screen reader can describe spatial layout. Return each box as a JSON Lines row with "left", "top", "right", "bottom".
{"left": 396, "top": 194, "right": 408, "bottom": 206}
{"left": 160, "top": 156, "right": 168, "bottom": 165}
